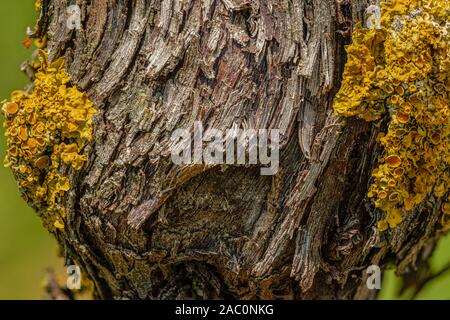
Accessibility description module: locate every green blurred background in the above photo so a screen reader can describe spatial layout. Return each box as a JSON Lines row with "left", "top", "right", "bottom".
{"left": 0, "top": 1, "right": 448, "bottom": 300}
{"left": 0, "top": 1, "right": 59, "bottom": 300}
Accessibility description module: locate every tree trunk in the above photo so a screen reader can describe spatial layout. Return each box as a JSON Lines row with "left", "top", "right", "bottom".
{"left": 26, "top": 0, "right": 445, "bottom": 299}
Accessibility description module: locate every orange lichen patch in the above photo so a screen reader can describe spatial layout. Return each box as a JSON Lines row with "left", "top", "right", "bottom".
{"left": 385, "top": 155, "right": 402, "bottom": 168}
{"left": 393, "top": 167, "right": 404, "bottom": 177}
{"left": 25, "top": 138, "right": 38, "bottom": 149}
{"left": 334, "top": 0, "right": 449, "bottom": 230}
{"left": 23, "top": 37, "right": 32, "bottom": 49}
{"left": 2, "top": 102, "right": 19, "bottom": 115}
{"left": 34, "top": 156, "right": 50, "bottom": 169}
{"left": 1, "top": 50, "right": 95, "bottom": 231}
{"left": 378, "top": 191, "right": 388, "bottom": 200}
{"left": 8, "top": 147, "right": 19, "bottom": 157}
{"left": 396, "top": 112, "right": 409, "bottom": 124}
{"left": 19, "top": 126, "right": 28, "bottom": 141}
{"left": 395, "top": 86, "right": 405, "bottom": 96}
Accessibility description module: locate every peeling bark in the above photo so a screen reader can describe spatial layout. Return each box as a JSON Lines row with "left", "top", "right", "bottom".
{"left": 29, "top": 0, "right": 446, "bottom": 299}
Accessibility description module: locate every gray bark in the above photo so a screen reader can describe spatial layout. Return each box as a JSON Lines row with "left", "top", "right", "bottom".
{"left": 28, "top": 0, "right": 444, "bottom": 299}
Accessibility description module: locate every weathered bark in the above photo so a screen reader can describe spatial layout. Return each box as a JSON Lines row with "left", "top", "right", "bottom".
{"left": 28, "top": 0, "right": 445, "bottom": 299}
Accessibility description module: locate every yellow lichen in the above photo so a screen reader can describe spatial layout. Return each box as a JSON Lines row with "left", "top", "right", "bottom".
{"left": 1, "top": 50, "right": 95, "bottom": 231}
{"left": 441, "top": 195, "right": 450, "bottom": 229}
{"left": 34, "top": 36, "right": 47, "bottom": 49}
{"left": 334, "top": 0, "right": 449, "bottom": 230}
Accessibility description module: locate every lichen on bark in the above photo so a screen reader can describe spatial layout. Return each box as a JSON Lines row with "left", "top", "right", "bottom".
{"left": 2, "top": 50, "right": 95, "bottom": 231}
{"left": 2, "top": 0, "right": 449, "bottom": 300}
{"left": 333, "top": 0, "right": 450, "bottom": 230}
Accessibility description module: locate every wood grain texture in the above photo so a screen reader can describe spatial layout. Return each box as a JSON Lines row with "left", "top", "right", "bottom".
{"left": 30, "top": 0, "right": 445, "bottom": 299}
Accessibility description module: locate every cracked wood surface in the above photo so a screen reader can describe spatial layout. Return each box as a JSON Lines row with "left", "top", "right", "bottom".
{"left": 31, "top": 0, "right": 446, "bottom": 299}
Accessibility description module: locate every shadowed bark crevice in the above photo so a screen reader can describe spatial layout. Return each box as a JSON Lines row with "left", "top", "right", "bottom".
{"left": 25, "top": 0, "right": 446, "bottom": 299}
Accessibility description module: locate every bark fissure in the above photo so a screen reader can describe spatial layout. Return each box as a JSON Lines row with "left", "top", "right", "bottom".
{"left": 24, "top": 0, "right": 446, "bottom": 299}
